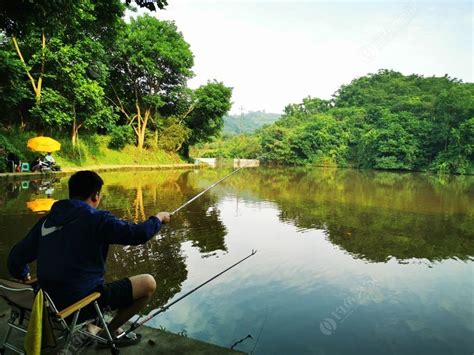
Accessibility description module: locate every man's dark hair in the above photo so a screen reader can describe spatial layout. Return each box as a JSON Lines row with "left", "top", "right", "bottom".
{"left": 68, "top": 170, "right": 104, "bottom": 200}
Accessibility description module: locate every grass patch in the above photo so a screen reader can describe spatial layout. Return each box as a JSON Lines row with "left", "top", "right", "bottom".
{"left": 56, "top": 135, "right": 184, "bottom": 167}
{"left": 0, "top": 127, "right": 184, "bottom": 172}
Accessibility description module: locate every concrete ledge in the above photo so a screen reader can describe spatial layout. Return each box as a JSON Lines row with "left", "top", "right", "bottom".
{"left": 0, "top": 300, "right": 242, "bottom": 354}
{"left": 82, "top": 326, "right": 242, "bottom": 355}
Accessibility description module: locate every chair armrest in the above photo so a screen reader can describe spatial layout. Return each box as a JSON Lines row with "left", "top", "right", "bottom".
{"left": 57, "top": 292, "right": 101, "bottom": 319}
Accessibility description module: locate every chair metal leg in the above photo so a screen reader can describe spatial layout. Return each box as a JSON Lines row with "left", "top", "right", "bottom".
{"left": 93, "top": 301, "right": 119, "bottom": 354}
{"left": 0, "top": 324, "right": 11, "bottom": 355}
{"left": 1, "top": 311, "right": 15, "bottom": 354}
{"left": 1, "top": 324, "right": 12, "bottom": 346}
{"left": 64, "top": 309, "right": 82, "bottom": 352}
{"left": 70, "top": 309, "right": 80, "bottom": 330}
{"left": 1, "top": 322, "right": 26, "bottom": 354}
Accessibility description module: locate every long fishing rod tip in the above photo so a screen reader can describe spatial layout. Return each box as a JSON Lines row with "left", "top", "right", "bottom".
{"left": 251, "top": 249, "right": 257, "bottom": 255}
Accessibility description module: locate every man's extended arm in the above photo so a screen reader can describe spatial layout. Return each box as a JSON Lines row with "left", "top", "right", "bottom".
{"left": 99, "top": 212, "right": 170, "bottom": 246}
{"left": 7, "top": 220, "right": 41, "bottom": 280}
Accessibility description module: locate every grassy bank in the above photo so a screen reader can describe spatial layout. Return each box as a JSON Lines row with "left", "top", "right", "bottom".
{"left": 0, "top": 127, "right": 185, "bottom": 172}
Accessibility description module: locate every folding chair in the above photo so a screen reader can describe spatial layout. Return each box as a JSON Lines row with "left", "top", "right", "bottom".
{"left": 0, "top": 279, "right": 120, "bottom": 354}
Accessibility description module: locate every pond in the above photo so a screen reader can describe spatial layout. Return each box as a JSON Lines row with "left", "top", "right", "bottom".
{"left": 0, "top": 167, "right": 473, "bottom": 354}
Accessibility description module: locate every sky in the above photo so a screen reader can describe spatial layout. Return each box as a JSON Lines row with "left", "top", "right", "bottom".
{"left": 135, "top": 1, "right": 473, "bottom": 114}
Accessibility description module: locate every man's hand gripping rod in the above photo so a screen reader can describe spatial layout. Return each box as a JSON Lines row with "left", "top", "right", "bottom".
{"left": 117, "top": 249, "right": 257, "bottom": 338}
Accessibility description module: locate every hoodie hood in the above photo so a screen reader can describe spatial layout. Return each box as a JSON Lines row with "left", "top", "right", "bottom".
{"left": 47, "top": 199, "right": 92, "bottom": 226}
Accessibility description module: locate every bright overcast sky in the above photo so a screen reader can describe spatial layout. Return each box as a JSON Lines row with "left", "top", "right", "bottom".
{"left": 135, "top": 1, "right": 473, "bottom": 114}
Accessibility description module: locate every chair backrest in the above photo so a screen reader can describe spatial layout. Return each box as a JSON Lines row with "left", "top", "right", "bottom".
{"left": 0, "top": 278, "right": 35, "bottom": 311}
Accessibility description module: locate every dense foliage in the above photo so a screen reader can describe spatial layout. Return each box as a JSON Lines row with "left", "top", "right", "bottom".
{"left": 201, "top": 70, "right": 473, "bottom": 174}
{"left": 0, "top": 0, "right": 232, "bottom": 169}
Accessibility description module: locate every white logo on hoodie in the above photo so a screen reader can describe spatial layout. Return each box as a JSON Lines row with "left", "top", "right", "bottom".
{"left": 41, "top": 220, "right": 62, "bottom": 237}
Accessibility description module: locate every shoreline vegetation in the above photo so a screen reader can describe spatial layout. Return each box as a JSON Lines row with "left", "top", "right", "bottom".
{"left": 194, "top": 70, "right": 474, "bottom": 175}
{"left": 0, "top": 3, "right": 471, "bottom": 176}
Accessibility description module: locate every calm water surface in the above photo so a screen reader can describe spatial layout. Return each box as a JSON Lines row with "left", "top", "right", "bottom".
{"left": 0, "top": 168, "right": 473, "bottom": 354}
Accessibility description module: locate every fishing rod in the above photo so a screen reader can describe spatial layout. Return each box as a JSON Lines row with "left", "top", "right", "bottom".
{"left": 171, "top": 162, "right": 251, "bottom": 216}
{"left": 117, "top": 249, "right": 257, "bottom": 338}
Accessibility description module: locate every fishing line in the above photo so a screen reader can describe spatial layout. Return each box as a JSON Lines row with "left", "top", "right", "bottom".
{"left": 250, "top": 305, "right": 269, "bottom": 354}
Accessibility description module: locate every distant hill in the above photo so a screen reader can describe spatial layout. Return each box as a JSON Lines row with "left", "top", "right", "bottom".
{"left": 223, "top": 111, "right": 281, "bottom": 135}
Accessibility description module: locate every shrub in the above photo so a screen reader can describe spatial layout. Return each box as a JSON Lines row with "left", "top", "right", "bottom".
{"left": 58, "top": 139, "right": 87, "bottom": 164}
{"left": 108, "top": 125, "right": 135, "bottom": 150}
{"left": 0, "top": 133, "right": 24, "bottom": 172}
{"left": 157, "top": 118, "right": 191, "bottom": 152}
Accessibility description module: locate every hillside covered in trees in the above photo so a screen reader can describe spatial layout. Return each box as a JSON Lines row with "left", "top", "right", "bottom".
{"left": 223, "top": 111, "right": 280, "bottom": 135}
{"left": 198, "top": 70, "right": 473, "bottom": 174}
{"left": 0, "top": 0, "right": 232, "bottom": 170}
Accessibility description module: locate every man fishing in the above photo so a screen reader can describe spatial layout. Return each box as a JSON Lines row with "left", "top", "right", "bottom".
{"left": 7, "top": 170, "right": 171, "bottom": 347}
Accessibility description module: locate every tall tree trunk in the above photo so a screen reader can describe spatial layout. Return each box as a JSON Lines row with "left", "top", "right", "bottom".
{"left": 71, "top": 120, "right": 78, "bottom": 146}
{"left": 71, "top": 105, "right": 81, "bottom": 146}
{"left": 132, "top": 103, "right": 151, "bottom": 151}
{"left": 12, "top": 31, "right": 46, "bottom": 104}
{"left": 139, "top": 109, "right": 151, "bottom": 151}
{"left": 19, "top": 110, "right": 26, "bottom": 129}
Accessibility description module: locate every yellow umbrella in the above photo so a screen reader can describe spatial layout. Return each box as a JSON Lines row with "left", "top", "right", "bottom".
{"left": 27, "top": 136, "right": 61, "bottom": 152}
{"left": 26, "top": 198, "right": 57, "bottom": 213}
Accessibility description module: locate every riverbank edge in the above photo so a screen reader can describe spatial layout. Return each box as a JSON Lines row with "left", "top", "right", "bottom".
{"left": 0, "top": 300, "right": 242, "bottom": 354}
{"left": 0, "top": 163, "right": 200, "bottom": 180}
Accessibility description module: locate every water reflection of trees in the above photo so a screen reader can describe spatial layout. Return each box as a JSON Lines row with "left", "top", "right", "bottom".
{"left": 107, "top": 236, "right": 187, "bottom": 310}
{"left": 0, "top": 177, "right": 65, "bottom": 277}
{"left": 226, "top": 168, "right": 474, "bottom": 263}
{"left": 99, "top": 170, "right": 228, "bottom": 308}
{"left": 171, "top": 171, "right": 228, "bottom": 254}
{"left": 101, "top": 170, "right": 228, "bottom": 254}
{"left": 3, "top": 167, "right": 472, "bottom": 303}
{"left": 0, "top": 170, "right": 229, "bottom": 308}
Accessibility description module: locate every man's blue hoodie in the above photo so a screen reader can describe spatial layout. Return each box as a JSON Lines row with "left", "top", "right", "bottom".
{"left": 8, "top": 199, "right": 161, "bottom": 311}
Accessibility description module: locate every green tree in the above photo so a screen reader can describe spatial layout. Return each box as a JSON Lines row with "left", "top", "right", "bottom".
{"left": 0, "top": 34, "right": 31, "bottom": 126}
{"left": 288, "top": 113, "right": 349, "bottom": 166}
{"left": 0, "top": 1, "right": 125, "bottom": 106}
{"left": 109, "top": 15, "right": 194, "bottom": 151}
{"left": 180, "top": 81, "right": 232, "bottom": 156}
{"left": 26, "top": 34, "right": 117, "bottom": 144}
{"left": 259, "top": 125, "right": 293, "bottom": 163}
